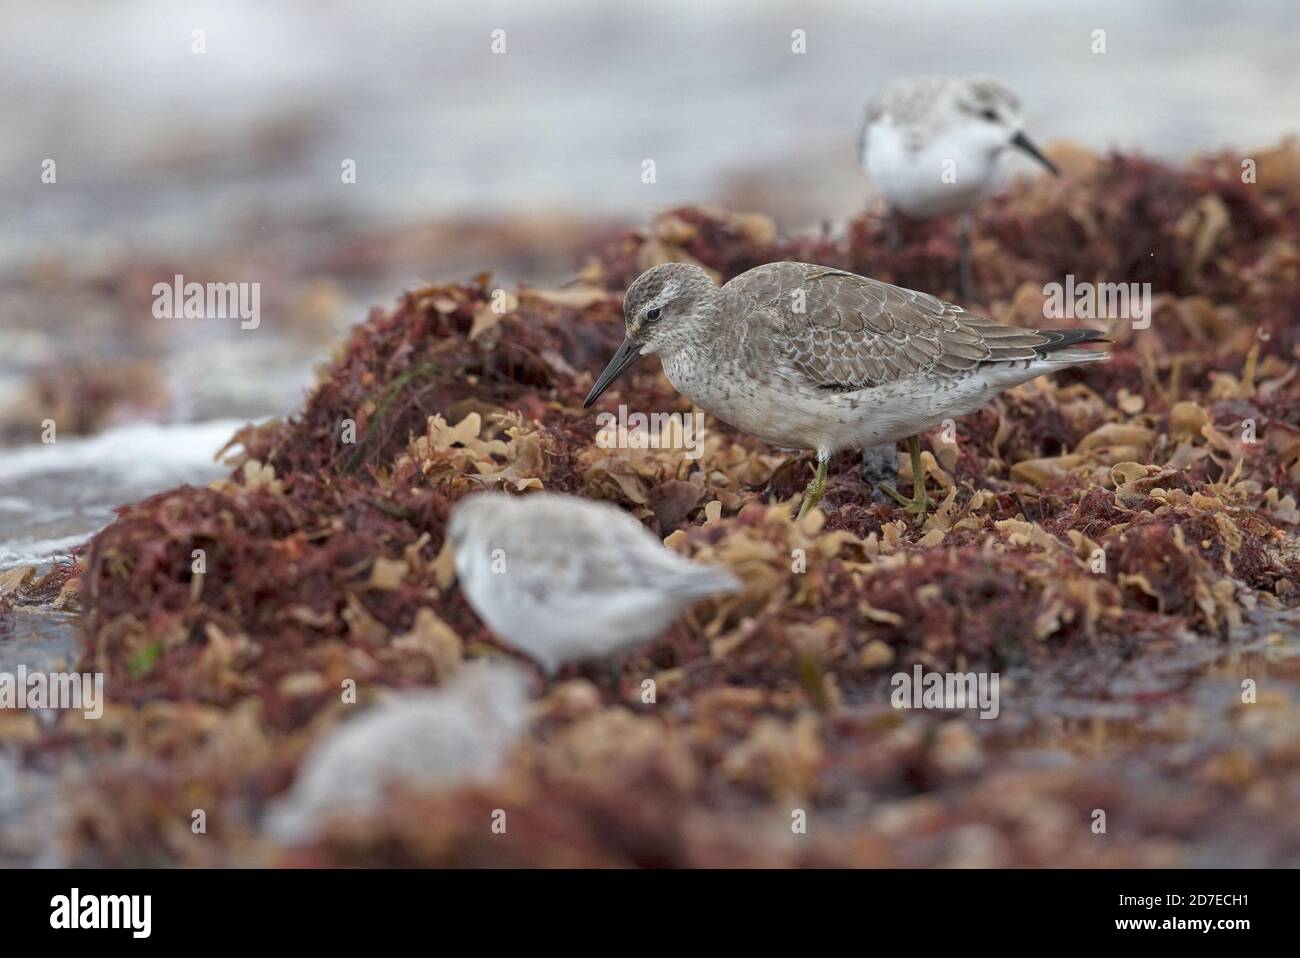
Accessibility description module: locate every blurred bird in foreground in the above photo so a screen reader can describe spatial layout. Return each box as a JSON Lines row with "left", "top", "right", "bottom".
{"left": 859, "top": 73, "right": 1059, "bottom": 299}
{"left": 448, "top": 492, "right": 742, "bottom": 674}
{"left": 266, "top": 661, "right": 530, "bottom": 841}
{"left": 585, "top": 262, "right": 1108, "bottom": 523}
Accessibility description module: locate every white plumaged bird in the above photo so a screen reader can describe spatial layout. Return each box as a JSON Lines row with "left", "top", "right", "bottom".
{"left": 265, "top": 661, "right": 531, "bottom": 840}
{"left": 448, "top": 492, "right": 741, "bottom": 674}
{"left": 858, "top": 74, "right": 1060, "bottom": 300}
{"left": 859, "top": 73, "right": 1059, "bottom": 220}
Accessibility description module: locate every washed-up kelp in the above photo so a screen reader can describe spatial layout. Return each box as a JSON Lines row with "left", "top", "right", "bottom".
{"left": 27, "top": 143, "right": 1300, "bottom": 866}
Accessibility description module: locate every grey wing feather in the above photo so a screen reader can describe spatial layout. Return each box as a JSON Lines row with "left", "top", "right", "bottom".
{"left": 725, "top": 263, "right": 1105, "bottom": 391}
{"left": 490, "top": 502, "right": 736, "bottom": 601}
{"left": 484, "top": 512, "right": 638, "bottom": 602}
{"left": 602, "top": 512, "right": 740, "bottom": 598}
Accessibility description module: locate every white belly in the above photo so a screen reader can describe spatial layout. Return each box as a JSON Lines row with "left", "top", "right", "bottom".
{"left": 458, "top": 557, "right": 681, "bottom": 673}
{"left": 680, "top": 366, "right": 1013, "bottom": 456}
{"left": 864, "top": 121, "right": 1007, "bottom": 218}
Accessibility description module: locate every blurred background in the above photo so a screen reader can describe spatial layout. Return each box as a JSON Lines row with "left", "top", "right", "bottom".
{"left": 1, "top": 0, "right": 1298, "bottom": 580}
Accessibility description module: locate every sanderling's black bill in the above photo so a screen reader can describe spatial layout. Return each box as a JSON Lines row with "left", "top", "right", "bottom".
{"left": 584, "top": 336, "right": 644, "bottom": 408}
{"left": 1011, "top": 130, "right": 1060, "bottom": 176}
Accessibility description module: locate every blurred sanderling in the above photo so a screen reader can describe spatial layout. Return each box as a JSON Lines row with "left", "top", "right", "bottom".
{"left": 585, "top": 261, "right": 1108, "bottom": 522}
{"left": 859, "top": 74, "right": 1059, "bottom": 298}
{"left": 448, "top": 492, "right": 741, "bottom": 674}
{"left": 266, "top": 661, "right": 531, "bottom": 840}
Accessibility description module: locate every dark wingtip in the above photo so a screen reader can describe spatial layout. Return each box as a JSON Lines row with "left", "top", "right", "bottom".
{"left": 1036, "top": 327, "right": 1111, "bottom": 353}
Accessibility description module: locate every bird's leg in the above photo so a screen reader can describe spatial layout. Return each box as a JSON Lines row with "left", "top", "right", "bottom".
{"left": 795, "top": 450, "right": 830, "bottom": 521}
{"left": 958, "top": 213, "right": 975, "bottom": 301}
{"left": 860, "top": 443, "right": 900, "bottom": 503}
{"left": 604, "top": 656, "right": 626, "bottom": 694}
{"left": 908, "top": 435, "right": 930, "bottom": 517}
{"left": 885, "top": 213, "right": 903, "bottom": 253}
{"left": 878, "top": 436, "right": 931, "bottom": 522}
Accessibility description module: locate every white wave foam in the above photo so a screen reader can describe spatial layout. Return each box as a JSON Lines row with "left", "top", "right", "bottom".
{"left": 0, "top": 419, "right": 259, "bottom": 570}
{"left": 0, "top": 419, "right": 248, "bottom": 484}
{"left": 0, "top": 532, "right": 93, "bottom": 569}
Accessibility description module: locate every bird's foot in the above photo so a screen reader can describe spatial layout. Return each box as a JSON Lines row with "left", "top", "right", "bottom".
{"left": 880, "top": 435, "right": 931, "bottom": 524}
{"left": 878, "top": 482, "right": 931, "bottom": 522}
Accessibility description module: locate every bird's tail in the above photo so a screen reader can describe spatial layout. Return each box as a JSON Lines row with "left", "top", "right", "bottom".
{"left": 1033, "top": 328, "right": 1111, "bottom": 365}
{"left": 1043, "top": 347, "right": 1110, "bottom": 365}
{"left": 676, "top": 564, "right": 743, "bottom": 598}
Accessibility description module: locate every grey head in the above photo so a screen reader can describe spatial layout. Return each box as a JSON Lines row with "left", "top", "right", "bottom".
{"left": 951, "top": 75, "right": 1059, "bottom": 176}
{"left": 447, "top": 491, "right": 519, "bottom": 551}
{"left": 954, "top": 76, "right": 1022, "bottom": 124}
{"left": 583, "top": 263, "right": 721, "bottom": 408}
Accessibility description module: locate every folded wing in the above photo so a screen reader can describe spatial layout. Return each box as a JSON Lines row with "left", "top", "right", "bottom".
{"left": 727, "top": 263, "right": 1106, "bottom": 392}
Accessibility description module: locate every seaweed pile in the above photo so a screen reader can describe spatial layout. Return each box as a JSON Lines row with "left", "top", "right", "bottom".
{"left": 12, "top": 143, "right": 1300, "bottom": 866}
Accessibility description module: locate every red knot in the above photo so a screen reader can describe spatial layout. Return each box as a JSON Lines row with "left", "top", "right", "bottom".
{"left": 585, "top": 261, "right": 1108, "bottom": 522}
